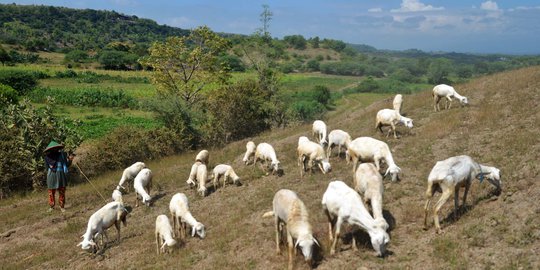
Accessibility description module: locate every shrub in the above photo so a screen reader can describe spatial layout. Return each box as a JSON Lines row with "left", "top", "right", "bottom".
{"left": 0, "top": 98, "right": 82, "bottom": 195}
{"left": 77, "top": 126, "right": 187, "bottom": 177}
{"left": 0, "top": 83, "right": 19, "bottom": 104}
{"left": 203, "top": 79, "right": 271, "bottom": 145}
{"left": 0, "top": 69, "right": 39, "bottom": 95}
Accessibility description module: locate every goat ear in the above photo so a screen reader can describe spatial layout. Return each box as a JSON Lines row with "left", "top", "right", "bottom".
{"left": 295, "top": 239, "right": 300, "bottom": 248}
{"left": 191, "top": 227, "right": 196, "bottom": 237}
{"left": 313, "top": 238, "right": 320, "bottom": 247}
{"left": 77, "top": 242, "right": 82, "bottom": 247}
{"left": 384, "top": 167, "right": 390, "bottom": 176}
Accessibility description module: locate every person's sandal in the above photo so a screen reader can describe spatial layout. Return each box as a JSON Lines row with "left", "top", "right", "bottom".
{"left": 60, "top": 208, "right": 66, "bottom": 213}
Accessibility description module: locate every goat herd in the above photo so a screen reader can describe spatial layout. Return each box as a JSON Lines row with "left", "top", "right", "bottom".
{"left": 75, "top": 84, "right": 502, "bottom": 269}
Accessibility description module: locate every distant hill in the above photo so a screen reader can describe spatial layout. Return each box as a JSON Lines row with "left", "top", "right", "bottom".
{"left": 0, "top": 3, "right": 189, "bottom": 51}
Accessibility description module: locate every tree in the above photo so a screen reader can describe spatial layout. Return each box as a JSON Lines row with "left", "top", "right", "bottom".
{"left": 64, "top": 49, "right": 89, "bottom": 63}
{"left": 258, "top": 4, "right": 273, "bottom": 41}
{"left": 427, "top": 58, "right": 453, "bottom": 84}
{"left": 139, "top": 26, "right": 231, "bottom": 106}
{"left": 284, "top": 35, "right": 307, "bottom": 50}
{"left": 309, "top": 36, "right": 320, "bottom": 48}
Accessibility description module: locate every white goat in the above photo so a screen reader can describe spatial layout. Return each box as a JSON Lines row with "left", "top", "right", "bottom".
{"left": 242, "top": 141, "right": 256, "bottom": 165}
{"left": 312, "top": 120, "right": 328, "bottom": 146}
{"left": 297, "top": 139, "right": 331, "bottom": 177}
{"left": 254, "top": 142, "right": 282, "bottom": 176}
{"left": 133, "top": 168, "right": 152, "bottom": 207}
{"left": 346, "top": 137, "right": 401, "bottom": 181}
{"left": 432, "top": 84, "right": 468, "bottom": 111}
{"left": 322, "top": 181, "right": 390, "bottom": 257}
{"left": 212, "top": 164, "right": 241, "bottom": 190}
{"left": 326, "top": 129, "right": 351, "bottom": 158}
{"left": 375, "top": 108, "right": 413, "bottom": 139}
{"left": 186, "top": 161, "right": 209, "bottom": 196}
{"left": 112, "top": 186, "right": 123, "bottom": 203}
{"left": 423, "top": 155, "right": 501, "bottom": 233}
{"left": 195, "top": 150, "right": 209, "bottom": 165}
{"left": 117, "top": 161, "right": 146, "bottom": 192}
{"left": 169, "top": 193, "right": 206, "bottom": 240}
{"left": 155, "top": 215, "right": 177, "bottom": 254}
{"left": 353, "top": 163, "right": 389, "bottom": 231}
{"left": 393, "top": 94, "right": 403, "bottom": 114}
{"left": 77, "top": 201, "right": 128, "bottom": 252}
{"left": 186, "top": 161, "right": 202, "bottom": 187}
{"left": 263, "top": 189, "right": 319, "bottom": 269}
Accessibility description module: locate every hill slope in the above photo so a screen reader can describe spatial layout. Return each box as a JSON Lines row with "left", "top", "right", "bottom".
{"left": 1, "top": 67, "right": 539, "bottom": 269}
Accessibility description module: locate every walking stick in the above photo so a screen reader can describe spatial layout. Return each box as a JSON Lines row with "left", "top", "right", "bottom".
{"left": 74, "top": 163, "right": 108, "bottom": 204}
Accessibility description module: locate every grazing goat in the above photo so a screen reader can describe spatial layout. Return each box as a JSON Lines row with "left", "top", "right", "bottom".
{"left": 212, "top": 164, "right": 241, "bottom": 190}
{"left": 297, "top": 139, "right": 331, "bottom": 177}
{"left": 195, "top": 150, "right": 209, "bottom": 165}
{"left": 186, "top": 161, "right": 208, "bottom": 196}
{"left": 432, "top": 84, "right": 468, "bottom": 111}
{"left": 133, "top": 168, "right": 152, "bottom": 207}
{"left": 375, "top": 109, "right": 413, "bottom": 139}
{"left": 169, "top": 193, "right": 206, "bottom": 240}
{"left": 326, "top": 129, "right": 351, "bottom": 158}
{"left": 117, "top": 162, "right": 146, "bottom": 192}
{"left": 254, "top": 142, "right": 282, "bottom": 176}
{"left": 112, "top": 186, "right": 123, "bottom": 203}
{"left": 263, "top": 189, "right": 319, "bottom": 269}
{"left": 393, "top": 94, "right": 403, "bottom": 114}
{"left": 423, "top": 155, "right": 501, "bottom": 233}
{"left": 312, "top": 120, "right": 328, "bottom": 146}
{"left": 77, "top": 201, "right": 128, "bottom": 252}
{"left": 155, "top": 215, "right": 177, "bottom": 254}
{"left": 346, "top": 137, "right": 401, "bottom": 181}
{"left": 322, "top": 181, "right": 390, "bottom": 257}
{"left": 242, "top": 141, "right": 256, "bottom": 165}
{"left": 353, "top": 163, "right": 389, "bottom": 230}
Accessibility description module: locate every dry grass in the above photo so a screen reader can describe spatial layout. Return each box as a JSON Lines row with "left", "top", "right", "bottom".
{"left": 1, "top": 67, "right": 540, "bottom": 269}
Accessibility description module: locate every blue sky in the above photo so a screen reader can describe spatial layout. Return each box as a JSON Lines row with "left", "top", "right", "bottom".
{"left": 2, "top": 0, "right": 540, "bottom": 54}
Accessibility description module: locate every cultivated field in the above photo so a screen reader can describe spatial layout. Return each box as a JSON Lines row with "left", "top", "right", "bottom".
{"left": 1, "top": 67, "right": 539, "bottom": 269}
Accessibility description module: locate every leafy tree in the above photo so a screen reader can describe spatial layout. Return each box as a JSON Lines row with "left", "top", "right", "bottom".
{"left": 64, "top": 49, "right": 89, "bottom": 63}
{"left": 306, "top": 59, "right": 320, "bottom": 71}
{"left": 140, "top": 26, "right": 231, "bottom": 106}
{"left": 284, "top": 35, "right": 307, "bottom": 50}
{"left": 313, "top": 85, "right": 331, "bottom": 106}
{"left": 427, "top": 58, "right": 453, "bottom": 84}
{"left": 309, "top": 36, "right": 320, "bottom": 48}
{"left": 203, "top": 79, "right": 271, "bottom": 144}
{"left": 0, "top": 83, "right": 18, "bottom": 104}
{"left": 98, "top": 50, "right": 138, "bottom": 70}
{"left": 0, "top": 70, "right": 39, "bottom": 95}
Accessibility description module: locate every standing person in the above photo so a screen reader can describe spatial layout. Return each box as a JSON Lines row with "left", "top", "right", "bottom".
{"left": 44, "top": 141, "right": 74, "bottom": 213}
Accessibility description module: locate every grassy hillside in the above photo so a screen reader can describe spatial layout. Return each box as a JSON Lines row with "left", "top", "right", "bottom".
{"left": 1, "top": 66, "right": 539, "bottom": 269}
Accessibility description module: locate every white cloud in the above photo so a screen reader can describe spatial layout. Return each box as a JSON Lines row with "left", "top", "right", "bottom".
{"left": 368, "top": 8, "right": 383, "bottom": 13}
{"left": 510, "top": 6, "right": 540, "bottom": 11}
{"left": 391, "top": 0, "right": 444, "bottom": 13}
{"left": 480, "top": 1, "right": 499, "bottom": 11}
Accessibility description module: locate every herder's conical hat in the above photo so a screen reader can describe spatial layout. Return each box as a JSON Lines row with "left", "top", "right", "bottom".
{"left": 44, "top": 140, "right": 64, "bottom": 152}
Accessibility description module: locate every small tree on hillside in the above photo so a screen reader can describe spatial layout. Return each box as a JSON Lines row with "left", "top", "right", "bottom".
{"left": 140, "top": 26, "right": 231, "bottom": 106}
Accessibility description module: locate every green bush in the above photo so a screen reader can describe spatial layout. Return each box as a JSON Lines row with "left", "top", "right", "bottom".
{"left": 0, "top": 69, "right": 40, "bottom": 95}
{"left": 0, "top": 83, "right": 19, "bottom": 104}
{"left": 290, "top": 100, "right": 326, "bottom": 121}
{"left": 77, "top": 126, "right": 187, "bottom": 177}
{"left": 0, "top": 98, "right": 82, "bottom": 195}
{"left": 203, "top": 79, "right": 271, "bottom": 145}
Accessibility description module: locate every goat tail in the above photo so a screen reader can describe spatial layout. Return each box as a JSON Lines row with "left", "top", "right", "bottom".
{"left": 262, "top": 211, "right": 274, "bottom": 218}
